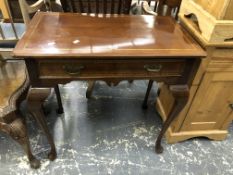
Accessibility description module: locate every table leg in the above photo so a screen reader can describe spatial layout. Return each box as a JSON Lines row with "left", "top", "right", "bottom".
{"left": 155, "top": 85, "right": 189, "bottom": 153}
{"left": 142, "top": 80, "right": 154, "bottom": 109}
{"left": 54, "top": 85, "right": 64, "bottom": 114}
{"left": 86, "top": 81, "right": 95, "bottom": 99}
{"left": 27, "top": 88, "right": 57, "bottom": 161}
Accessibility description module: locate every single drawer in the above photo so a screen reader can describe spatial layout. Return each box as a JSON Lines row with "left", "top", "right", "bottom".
{"left": 38, "top": 59, "right": 186, "bottom": 79}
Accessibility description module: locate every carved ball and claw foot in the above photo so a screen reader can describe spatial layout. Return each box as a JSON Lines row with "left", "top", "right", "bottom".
{"left": 26, "top": 88, "right": 57, "bottom": 161}
{"left": 155, "top": 85, "right": 189, "bottom": 153}
{"left": 48, "top": 149, "right": 57, "bottom": 161}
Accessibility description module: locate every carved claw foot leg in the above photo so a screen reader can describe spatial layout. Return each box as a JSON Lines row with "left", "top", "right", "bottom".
{"left": 142, "top": 80, "right": 154, "bottom": 109}
{"left": 0, "top": 117, "right": 40, "bottom": 169}
{"left": 54, "top": 85, "right": 64, "bottom": 114}
{"left": 155, "top": 85, "right": 189, "bottom": 154}
{"left": 86, "top": 81, "right": 95, "bottom": 99}
{"left": 19, "top": 136, "right": 40, "bottom": 168}
{"left": 27, "top": 88, "right": 57, "bottom": 161}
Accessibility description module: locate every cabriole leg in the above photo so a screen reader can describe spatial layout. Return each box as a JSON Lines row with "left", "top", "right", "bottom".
{"left": 27, "top": 88, "right": 57, "bottom": 161}
{"left": 155, "top": 85, "right": 189, "bottom": 153}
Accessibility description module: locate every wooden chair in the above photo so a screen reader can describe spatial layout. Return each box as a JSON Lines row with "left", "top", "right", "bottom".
{"left": 142, "top": 0, "right": 181, "bottom": 19}
{"left": 60, "top": 0, "right": 132, "bottom": 14}
{"left": 0, "top": 2, "right": 37, "bottom": 164}
{"left": 19, "top": 0, "right": 63, "bottom": 25}
{"left": 0, "top": 0, "right": 19, "bottom": 47}
{"left": 0, "top": 0, "right": 56, "bottom": 169}
{"left": 0, "top": 1, "right": 11, "bottom": 19}
{"left": 19, "top": 0, "right": 51, "bottom": 26}
{"left": 0, "top": 59, "right": 41, "bottom": 168}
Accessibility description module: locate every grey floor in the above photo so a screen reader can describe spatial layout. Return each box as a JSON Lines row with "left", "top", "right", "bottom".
{"left": 0, "top": 80, "right": 233, "bottom": 175}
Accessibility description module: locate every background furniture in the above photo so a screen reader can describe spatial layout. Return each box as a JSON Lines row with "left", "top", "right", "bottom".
{"left": 179, "top": 0, "right": 233, "bottom": 45}
{"left": 13, "top": 12, "right": 205, "bottom": 153}
{"left": 0, "top": 0, "right": 10, "bottom": 19}
{"left": 19, "top": 0, "right": 51, "bottom": 26}
{"left": 141, "top": 0, "right": 181, "bottom": 18}
{"left": 0, "top": 59, "right": 40, "bottom": 168}
{"left": 0, "top": 0, "right": 57, "bottom": 168}
{"left": 0, "top": 0, "right": 19, "bottom": 50}
{"left": 4, "top": 0, "right": 61, "bottom": 22}
{"left": 60, "top": 0, "right": 132, "bottom": 14}
{"left": 156, "top": 0, "right": 233, "bottom": 143}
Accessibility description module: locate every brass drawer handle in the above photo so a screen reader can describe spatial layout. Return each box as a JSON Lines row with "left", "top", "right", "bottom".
{"left": 144, "top": 64, "right": 162, "bottom": 72}
{"left": 63, "top": 64, "right": 84, "bottom": 75}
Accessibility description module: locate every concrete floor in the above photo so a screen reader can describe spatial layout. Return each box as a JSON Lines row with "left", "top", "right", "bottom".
{"left": 0, "top": 80, "right": 233, "bottom": 175}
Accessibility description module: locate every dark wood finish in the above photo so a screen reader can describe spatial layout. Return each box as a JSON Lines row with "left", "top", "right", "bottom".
{"left": 54, "top": 85, "right": 64, "bottom": 114}
{"left": 155, "top": 85, "right": 189, "bottom": 153}
{"left": 142, "top": 80, "right": 153, "bottom": 109}
{"left": 86, "top": 81, "right": 95, "bottom": 98}
{"left": 13, "top": 13, "right": 205, "bottom": 58}
{"left": 60, "top": 0, "right": 132, "bottom": 14}
{"left": 59, "top": 0, "right": 131, "bottom": 100}
{"left": 0, "top": 61, "right": 40, "bottom": 168}
{"left": 38, "top": 59, "right": 186, "bottom": 79}
{"left": 7, "top": 0, "right": 61, "bottom": 22}
{"left": 13, "top": 12, "right": 206, "bottom": 153}
{"left": 26, "top": 88, "right": 57, "bottom": 161}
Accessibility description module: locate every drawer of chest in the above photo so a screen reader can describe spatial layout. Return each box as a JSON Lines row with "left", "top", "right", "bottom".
{"left": 38, "top": 60, "right": 186, "bottom": 79}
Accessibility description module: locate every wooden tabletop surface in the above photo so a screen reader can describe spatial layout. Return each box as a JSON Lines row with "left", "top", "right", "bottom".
{"left": 13, "top": 12, "right": 206, "bottom": 59}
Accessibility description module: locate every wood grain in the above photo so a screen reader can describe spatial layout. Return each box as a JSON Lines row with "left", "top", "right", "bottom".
{"left": 179, "top": 0, "right": 233, "bottom": 45}
{"left": 194, "top": 0, "right": 233, "bottom": 20}
{"left": 13, "top": 12, "right": 206, "bottom": 59}
{"left": 181, "top": 72, "right": 233, "bottom": 131}
{"left": 0, "top": 0, "right": 10, "bottom": 19}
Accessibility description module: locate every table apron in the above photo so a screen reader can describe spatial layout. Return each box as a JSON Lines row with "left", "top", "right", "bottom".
{"left": 25, "top": 58, "right": 199, "bottom": 88}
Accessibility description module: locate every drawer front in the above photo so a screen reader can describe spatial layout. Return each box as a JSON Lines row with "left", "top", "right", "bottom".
{"left": 38, "top": 60, "right": 186, "bottom": 79}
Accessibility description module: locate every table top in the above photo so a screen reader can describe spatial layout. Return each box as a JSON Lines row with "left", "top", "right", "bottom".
{"left": 13, "top": 12, "right": 206, "bottom": 59}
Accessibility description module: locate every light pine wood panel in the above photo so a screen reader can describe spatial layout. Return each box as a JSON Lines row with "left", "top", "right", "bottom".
{"left": 181, "top": 72, "right": 233, "bottom": 131}
{"left": 179, "top": 0, "right": 233, "bottom": 45}
{"left": 224, "top": 0, "right": 233, "bottom": 20}
{"left": 194, "top": 0, "right": 233, "bottom": 20}
{"left": 166, "top": 129, "right": 228, "bottom": 144}
{"left": 0, "top": 0, "right": 10, "bottom": 19}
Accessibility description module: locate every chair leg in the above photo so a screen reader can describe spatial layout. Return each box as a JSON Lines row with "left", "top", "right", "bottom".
{"left": 27, "top": 88, "right": 57, "bottom": 161}
{"left": 86, "top": 81, "right": 95, "bottom": 98}
{"left": 142, "top": 80, "right": 154, "bottom": 109}
{"left": 54, "top": 85, "right": 64, "bottom": 114}
{"left": 0, "top": 116, "right": 40, "bottom": 169}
